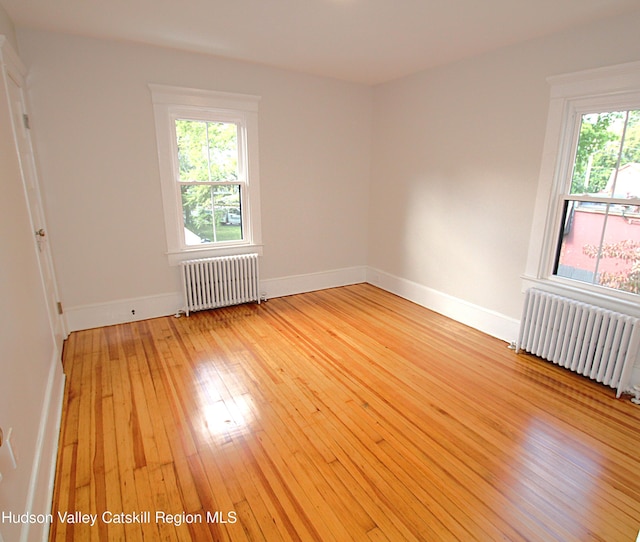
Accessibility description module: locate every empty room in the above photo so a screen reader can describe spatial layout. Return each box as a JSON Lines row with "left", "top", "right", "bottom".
{"left": 1, "top": 0, "right": 640, "bottom": 540}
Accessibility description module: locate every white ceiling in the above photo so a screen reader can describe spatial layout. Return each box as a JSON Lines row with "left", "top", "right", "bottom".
{"left": 2, "top": 0, "right": 640, "bottom": 85}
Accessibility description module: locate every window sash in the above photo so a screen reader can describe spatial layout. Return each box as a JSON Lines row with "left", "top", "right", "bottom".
{"left": 180, "top": 183, "right": 245, "bottom": 246}
{"left": 558, "top": 194, "right": 640, "bottom": 205}
{"left": 553, "top": 197, "right": 640, "bottom": 295}
{"left": 551, "top": 103, "right": 640, "bottom": 295}
{"left": 170, "top": 114, "right": 249, "bottom": 249}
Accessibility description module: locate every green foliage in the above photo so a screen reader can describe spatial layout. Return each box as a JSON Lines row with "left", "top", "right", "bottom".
{"left": 181, "top": 185, "right": 241, "bottom": 243}
{"left": 621, "top": 110, "right": 640, "bottom": 165}
{"left": 175, "top": 119, "right": 242, "bottom": 243}
{"left": 176, "top": 120, "right": 238, "bottom": 182}
{"left": 572, "top": 113, "right": 619, "bottom": 194}
{"left": 181, "top": 185, "right": 214, "bottom": 240}
{"left": 571, "top": 110, "right": 640, "bottom": 195}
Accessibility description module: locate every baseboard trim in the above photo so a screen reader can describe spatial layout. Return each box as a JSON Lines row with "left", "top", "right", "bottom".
{"left": 367, "top": 267, "right": 520, "bottom": 343}
{"left": 63, "top": 266, "right": 518, "bottom": 345}
{"left": 261, "top": 266, "right": 368, "bottom": 299}
{"left": 64, "top": 268, "right": 369, "bottom": 332}
{"left": 20, "top": 354, "right": 65, "bottom": 542}
{"left": 65, "top": 292, "right": 183, "bottom": 332}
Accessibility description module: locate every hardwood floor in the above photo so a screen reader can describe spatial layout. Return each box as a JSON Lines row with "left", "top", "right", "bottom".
{"left": 50, "top": 284, "right": 640, "bottom": 541}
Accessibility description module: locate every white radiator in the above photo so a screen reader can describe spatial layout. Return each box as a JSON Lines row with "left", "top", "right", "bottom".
{"left": 180, "top": 254, "right": 260, "bottom": 315}
{"left": 516, "top": 289, "right": 640, "bottom": 397}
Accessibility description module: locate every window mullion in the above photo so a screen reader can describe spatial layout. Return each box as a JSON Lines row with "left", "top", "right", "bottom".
{"left": 210, "top": 184, "right": 218, "bottom": 243}
{"left": 608, "top": 110, "right": 630, "bottom": 197}
{"left": 591, "top": 203, "right": 611, "bottom": 285}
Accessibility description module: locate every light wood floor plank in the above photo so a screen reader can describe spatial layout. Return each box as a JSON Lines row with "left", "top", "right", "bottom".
{"left": 50, "top": 284, "right": 640, "bottom": 541}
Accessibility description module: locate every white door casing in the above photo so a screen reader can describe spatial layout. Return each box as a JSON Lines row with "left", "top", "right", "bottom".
{"left": 2, "top": 41, "right": 66, "bottom": 352}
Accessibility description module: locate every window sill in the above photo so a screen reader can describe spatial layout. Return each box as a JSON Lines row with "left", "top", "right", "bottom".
{"left": 521, "top": 274, "right": 640, "bottom": 319}
{"left": 167, "top": 244, "right": 263, "bottom": 266}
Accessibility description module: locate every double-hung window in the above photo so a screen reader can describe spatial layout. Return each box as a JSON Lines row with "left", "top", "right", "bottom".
{"left": 525, "top": 61, "right": 640, "bottom": 307}
{"left": 150, "top": 85, "right": 262, "bottom": 264}
{"left": 555, "top": 109, "right": 640, "bottom": 294}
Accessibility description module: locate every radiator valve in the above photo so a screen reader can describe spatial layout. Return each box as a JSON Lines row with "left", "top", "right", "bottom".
{"left": 631, "top": 385, "right": 640, "bottom": 406}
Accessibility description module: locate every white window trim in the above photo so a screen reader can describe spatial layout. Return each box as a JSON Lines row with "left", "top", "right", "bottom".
{"left": 523, "top": 60, "right": 640, "bottom": 316}
{"left": 150, "top": 84, "right": 263, "bottom": 266}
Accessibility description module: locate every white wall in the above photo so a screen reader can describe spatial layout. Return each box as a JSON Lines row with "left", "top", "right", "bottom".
{"left": 2, "top": 9, "right": 640, "bottom": 539}
{"left": 1, "top": 36, "right": 64, "bottom": 541}
{"left": 13, "top": 11, "right": 640, "bottom": 339}
{"left": 369, "top": 10, "right": 640, "bottom": 339}
{"left": 0, "top": 2, "right": 16, "bottom": 50}
{"left": 16, "top": 30, "right": 372, "bottom": 328}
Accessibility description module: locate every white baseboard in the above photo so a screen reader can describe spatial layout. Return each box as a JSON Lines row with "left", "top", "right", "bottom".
{"left": 20, "top": 353, "right": 65, "bottom": 542}
{"left": 65, "top": 292, "right": 183, "bottom": 332}
{"left": 64, "top": 268, "right": 368, "bottom": 332}
{"left": 63, "top": 265, "right": 517, "bottom": 346}
{"left": 261, "top": 266, "right": 368, "bottom": 299}
{"left": 65, "top": 267, "right": 369, "bottom": 332}
{"left": 366, "top": 267, "right": 520, "bottom": 343}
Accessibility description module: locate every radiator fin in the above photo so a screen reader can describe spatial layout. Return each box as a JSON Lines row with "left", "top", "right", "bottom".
{"left": 517, "top": 289, "right": 639, "bottom": 398}
{"left": 181, "top": 254, "right": 260, "bottom": 315}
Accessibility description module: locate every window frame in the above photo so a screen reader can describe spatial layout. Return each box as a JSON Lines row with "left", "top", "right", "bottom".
{"left": 524, "top": 61, "right": 640, "bottom": 313}
{"left": 150, "top": 84, "right": 262, "bottom": 265}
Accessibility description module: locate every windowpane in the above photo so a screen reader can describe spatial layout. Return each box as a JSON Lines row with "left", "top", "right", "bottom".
{"left": 555, "top": 200, "right": 603, "bottom": 284}
{"left": 556, "top": 200, "right": 640, "bottom": 294}
{"left": 570, "top": 111, "right": 626, "bottom": 196}
{"left": 176, "top": 119, "right": 238, "bottom": 183}
{"left": 181, "top": 184, "right": 243, "bottom": 245}
{"left": 596, "top": 207, "right": 640, "bottom": 294}
{"left": 613, "top": 110, "right": 640, "bottom": 198}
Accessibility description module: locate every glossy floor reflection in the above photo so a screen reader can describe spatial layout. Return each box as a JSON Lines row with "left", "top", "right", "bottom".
{"left": 51, "top": 284, "right": 640, "bottom": 541}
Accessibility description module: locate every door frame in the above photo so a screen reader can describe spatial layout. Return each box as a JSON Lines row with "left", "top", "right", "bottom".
{"left": 1, "top": 37, "right": 67, "bottom": 353}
